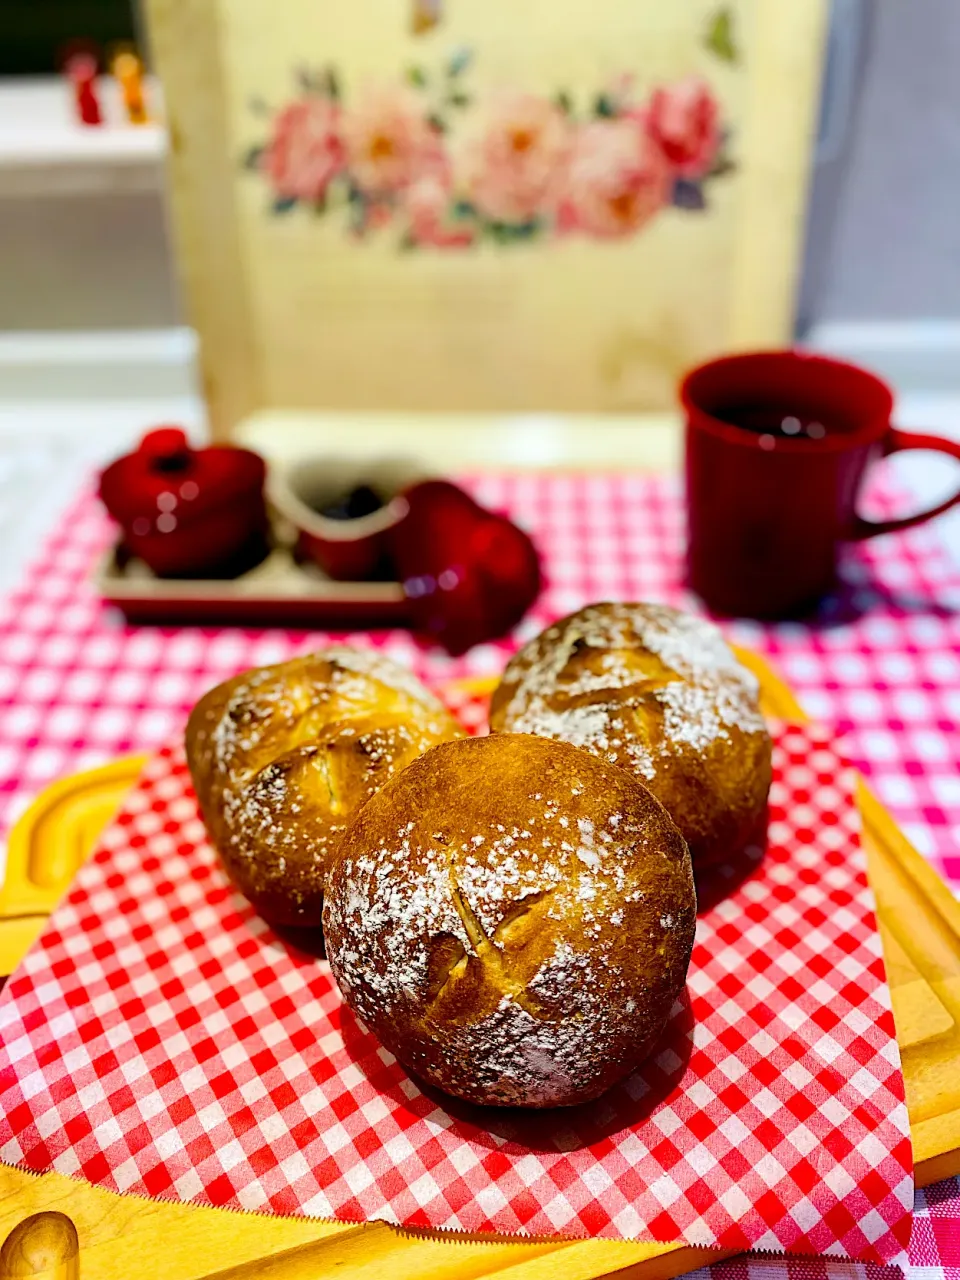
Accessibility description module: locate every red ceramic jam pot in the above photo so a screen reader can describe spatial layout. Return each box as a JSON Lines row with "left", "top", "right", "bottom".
{"left": 98, "top": 427, "right": 268, "bottom": 578}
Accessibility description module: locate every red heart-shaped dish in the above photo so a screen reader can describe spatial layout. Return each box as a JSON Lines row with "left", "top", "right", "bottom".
{"left": 98, "top": 428, "right": 268, "bottom": 578}
{"left": 388, "top": 480, "right": 542, "bottom": 655}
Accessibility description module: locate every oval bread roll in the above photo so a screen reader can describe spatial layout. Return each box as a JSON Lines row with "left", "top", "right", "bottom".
{"left": 185, "top": 647, "right": 463, "bottom": 928}
{"left": 324, "top": 733, "right": 696, "bottom": 1108}
{"left": 490, "top": 603, "right": 772, "bottom": 867}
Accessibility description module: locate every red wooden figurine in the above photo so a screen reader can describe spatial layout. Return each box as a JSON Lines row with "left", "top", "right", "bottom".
{"left": 66, "top": 53, "right": 102, "bottom": 126}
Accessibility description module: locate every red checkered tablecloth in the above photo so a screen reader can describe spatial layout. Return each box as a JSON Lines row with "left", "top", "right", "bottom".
{"left": 0, "top": 475, "right": 959, "bottom": 1279}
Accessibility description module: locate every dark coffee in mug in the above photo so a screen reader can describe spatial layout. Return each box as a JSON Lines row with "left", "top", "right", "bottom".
{"left": 681, "top": 351, "right": 960, "bottom": 619}
{"left": 712, "top": 402, "right": 830, "bottom": 442}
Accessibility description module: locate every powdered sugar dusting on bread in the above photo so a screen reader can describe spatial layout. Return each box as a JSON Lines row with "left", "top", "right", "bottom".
{"left": 321, "top": 645, "right": 449, "bottom": 712}
{"left": 631, "top": 604, "right": 746, "bottom": 679}
{"left": 187, "top": 647, "right": 461, "bottom": 926}
{"left": 655, "top": 680, "right": 750, "bottom": 753}
{"left": 494, "top": 602, "right": 765, "bottom": 768}
{"left": 323, "top": 735, "right": 697, "bottom": 1108}
{"left": 509, "top": 702, "right": 658, "bottom": 779}
{"left": 209, "top": 647, "right": 451, "bottom": 779}
{"left": 331, "top": 841, "right": 468, "bottom": 1003}
{"left": 429, "top": 986, "right": 609, "bottom": 1107}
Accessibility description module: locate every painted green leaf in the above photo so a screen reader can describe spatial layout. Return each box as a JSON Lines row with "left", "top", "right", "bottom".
{"left": 511, "top": 219, "right": 539, "bottom": 239}
{"left": 349, "top": 205, "right": 368, "bottom": 236}
{"left": 406, "top": 65, "right": 428, "bottom": 88}
{"left": 709, "top": 154, "right": 737, "bottom": 178}
{"left": 242, "top": 144, "right": 264, "bottom": 170}
{"left": 428, "top": 112, "right": 448, "bottom": 134}
{"left": 448, "top": 92, "right": 471, "bottom": 108}
{"left": 486, "top": 219, "right": 540, "bottom": 243}
{"left": 593, "top": 93, "right": 617, "bottom": 119}
{"left": 272, "top": 196, "right": 298, "bottom": 214}
{"left": 554, "top": 90, "right": 573, "bottom": 116}
{"left": 447, "top": 48, "right": 472, "bottom": 77}
{"left": 705, "top": 8, "right": 738, "bottom": 62}
{"left": 325, "top": 67, "right": 341, "bottom": 101}
{"left": 452, "top": 199, "right": 477, "bottom": 220}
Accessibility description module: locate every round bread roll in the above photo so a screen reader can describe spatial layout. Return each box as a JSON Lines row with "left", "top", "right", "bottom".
{"left": 185, "top": 647, "right": 463, "bottom": 928}
{"left": 323, "top": 733, "right": 695, "bottom": 1108}
{"left": 489, "top": 603, "right": 771, "bottom": 867}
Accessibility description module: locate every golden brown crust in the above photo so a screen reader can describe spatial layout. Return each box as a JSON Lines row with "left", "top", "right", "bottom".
{"left": 185, "top": 647, "right": 463, "bottom": 927}
{"left": 489, "top": 603, "right": 772, "bottom": 866}
{"left": 323, "top": 733, "right": 696, "bottom": 1108}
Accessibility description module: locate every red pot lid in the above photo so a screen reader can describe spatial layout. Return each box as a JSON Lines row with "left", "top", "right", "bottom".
{"left": 388, "top": 480, "right": 542, "bottom": 656}
{"left": 98, "top": 428, "right": 266, "bottom": 529}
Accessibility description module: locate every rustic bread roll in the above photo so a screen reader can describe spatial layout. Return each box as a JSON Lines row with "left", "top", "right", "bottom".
{"left": 490, "top": 603, "right": 771, "bottom": 867}
{"left": 185, "top": 647, "right": 463, "bottom": 928}
{"left": 323, "top": 733, "right": 695, "bottom": 1108}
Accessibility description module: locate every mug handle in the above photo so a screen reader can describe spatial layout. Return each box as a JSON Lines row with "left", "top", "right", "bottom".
{"left": 852, "top": 427, "right": 960, "bottom": 539}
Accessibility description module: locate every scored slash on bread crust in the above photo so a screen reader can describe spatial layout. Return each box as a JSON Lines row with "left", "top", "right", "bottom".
{"left": 184, "top": 647, "right": 463, "bottom": 928}
{"left": 490, "top": 603, "right": 772, "bottom": 866}
{"left": 323, "top": 733, "right": 696, "bottom": 1108}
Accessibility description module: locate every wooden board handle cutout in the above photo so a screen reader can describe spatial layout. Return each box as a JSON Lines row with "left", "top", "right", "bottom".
{"left": 0, "top": 1212, "right": 79, "bottom": 1280}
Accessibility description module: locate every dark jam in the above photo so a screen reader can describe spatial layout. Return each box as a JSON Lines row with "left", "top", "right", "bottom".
{"left": 316, "top": 484, "right": 384, "bottom": 521}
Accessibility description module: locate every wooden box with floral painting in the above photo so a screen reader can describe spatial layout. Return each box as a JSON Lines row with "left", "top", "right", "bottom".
{"left": 145, "top": 0, "right": 826, "bottom": 438}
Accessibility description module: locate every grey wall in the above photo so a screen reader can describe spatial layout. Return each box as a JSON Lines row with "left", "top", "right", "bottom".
{"left": 0, "top": 191, "right": 180, "bottom": 330}
{"left": 799, "top": 0, "right": 960, "bottom": 329}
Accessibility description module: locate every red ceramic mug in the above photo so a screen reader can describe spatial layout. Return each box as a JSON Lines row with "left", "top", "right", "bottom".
{"left": 682, "top": 350, "right": 960, "bottom": 618}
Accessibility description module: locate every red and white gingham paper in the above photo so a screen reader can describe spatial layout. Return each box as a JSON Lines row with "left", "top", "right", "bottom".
{"left": 0, "top": 715, "right": 912, "bottom": 1264}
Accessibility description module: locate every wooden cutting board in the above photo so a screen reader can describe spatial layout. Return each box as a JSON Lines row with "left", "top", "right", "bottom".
{"left": 0, "top": 650, "right": 957, "bottom": 1280}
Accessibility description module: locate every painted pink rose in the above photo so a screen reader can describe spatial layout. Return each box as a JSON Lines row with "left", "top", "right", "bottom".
{"left": 342, "top": 85, "right": 438, "bottom": 195}
{"left": 264, "top": 98, "right": 344, "bottom": 202}
{"left": 366, "top": 202, "right": 394, "bottom": 230}
{"left": 399, "top": 136, "right": 473, "bottom": 247}
{"left": 405, "top": 174, "right": 473, "bottom": 247}
{"left": 647, "top": 76, "right": 720, "bottom": 179}
{"left": 562, "top": 117, "right": 670, "bottom": 238}
{"left": 463, "top": 92, "right": 571, "bottom": 224}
